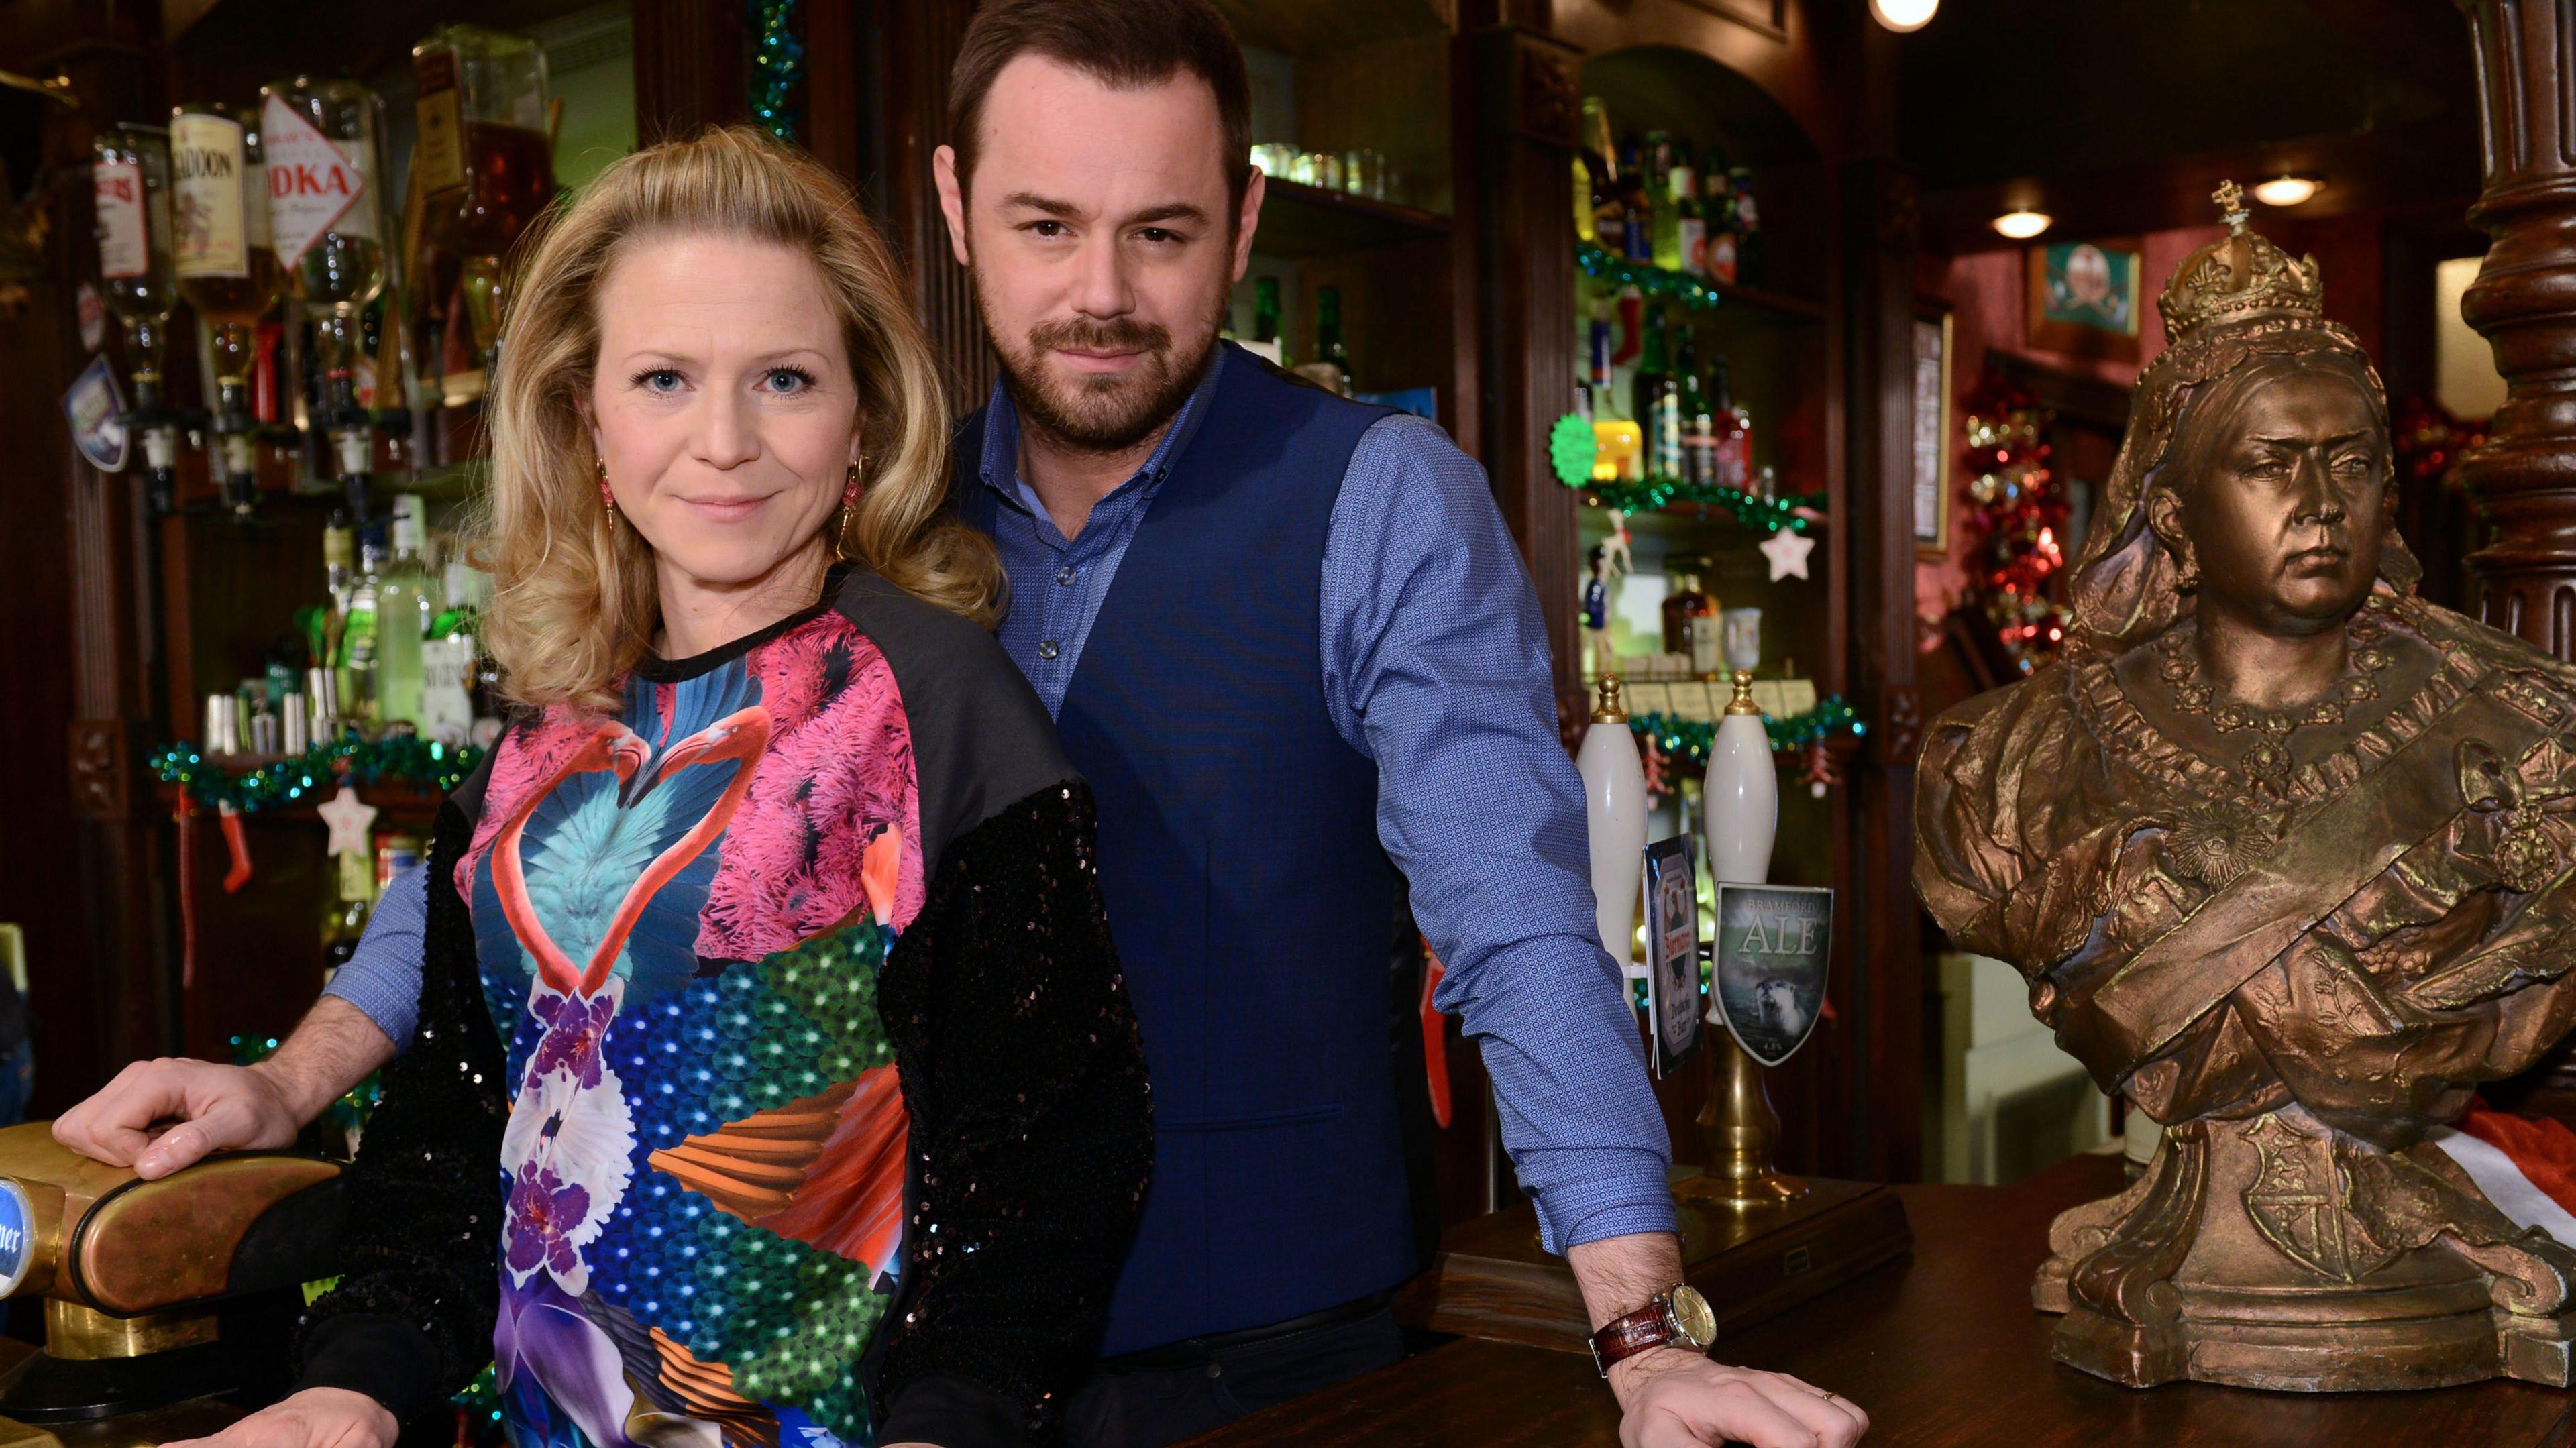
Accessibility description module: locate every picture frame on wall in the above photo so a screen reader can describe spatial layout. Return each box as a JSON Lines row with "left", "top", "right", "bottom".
{"left": 2026, "top": 237, "right": 2144, "bottom": 364}
{"left": 1912, "top": 304, "right": 1953, "bottom": 559}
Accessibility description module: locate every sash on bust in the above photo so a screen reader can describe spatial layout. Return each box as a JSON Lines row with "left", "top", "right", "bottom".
{"left": 2051, "top": 679, "right": 2555, "bottom": 1085}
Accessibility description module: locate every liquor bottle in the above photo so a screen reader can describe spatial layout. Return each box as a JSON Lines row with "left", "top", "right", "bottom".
{"left": 1586, "top": 294, "right": 1613, "bottom": 400}
{"left": 413, "top": 25, "right": 555, "bottom": 386}
{"left": 374, "top": 495, "right": 444, "bottom": 728}
{"left": 264, "top": 76, "right": 389, "bottom": 520}
{"left": 1709, "top": 357, "right": 1752, "bottom": 492}
{"left": 1703, "top": 158, "right": 1739, "bottom": 286}
{"left": 1585, "top": 98, "right": 1625, "bottom": 255}
{"left": 1297, "top": 285, "right": 1352, "bottom": 396}
{"left": 1633, "top": 311, "right": 1680, "bottom": 479}
{"left": 93, "top": 123, "right": 181, "bottom": 512}
{"left": 1662, "top": 560, "right": 1714, "bottom": 665}
{"left": 1248, "top": 276, "right": 1285, "bottom": 366}
{"left": 1576, "top": 677, "right": 1648, "bottom": 975}
{"left": 1617, "top": 137, "right": 1652, "bottom": 264}
{"left": 1676, "top": 329, "right": 1713, "bottom": 487}
{"left": 172, "top": 103, "right": 282, "bottom": 514}
{"left": 1673, "top": 152, "right": 1706, "bottom": 278}
{"left": 338, "top": 530, "right": 382, "bottom": 730}
{"left": 1729, "top": 166, "right": 1762, "bottom": 287}
{"left": 1646, "top": 132, "right": 1682, "bottom": 272}
{"left": 319, "top": 845, "right": 374, "bottom": 984}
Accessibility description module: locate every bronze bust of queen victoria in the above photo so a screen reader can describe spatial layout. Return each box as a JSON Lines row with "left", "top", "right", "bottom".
{"left": 1915, "top": 184, "right": 2576, "bottom": 1392}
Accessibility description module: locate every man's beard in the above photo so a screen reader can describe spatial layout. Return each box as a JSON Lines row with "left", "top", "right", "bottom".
{"left": 978, "top": 271, "right": 1230, "bottom": 454}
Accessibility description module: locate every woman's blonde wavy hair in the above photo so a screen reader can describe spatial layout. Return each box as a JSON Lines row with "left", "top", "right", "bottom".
{"left": 480, "top": 124, "right": 1000, "bottom": 715}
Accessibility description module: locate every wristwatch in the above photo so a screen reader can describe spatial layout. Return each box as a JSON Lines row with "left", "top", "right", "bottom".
{"left": 1588, "top": 1284, "right": 1717, "bottom": 1376}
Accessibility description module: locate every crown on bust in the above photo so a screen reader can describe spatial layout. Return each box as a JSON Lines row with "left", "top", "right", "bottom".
{"left": 2156, "top": 180, "right": 2325, "bottom": 345}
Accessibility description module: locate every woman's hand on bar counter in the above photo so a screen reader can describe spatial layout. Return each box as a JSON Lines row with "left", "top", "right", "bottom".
{"left": 162, "top": 1387, "right": 396, "bottom": 1448}
{"left": 52, "top": 997, "right": 394, "bottom": 1178}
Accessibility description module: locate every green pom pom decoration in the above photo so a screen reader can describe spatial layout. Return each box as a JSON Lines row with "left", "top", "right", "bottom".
{"left": 1550, "top": 412, "right": 1599, "bottom": 489}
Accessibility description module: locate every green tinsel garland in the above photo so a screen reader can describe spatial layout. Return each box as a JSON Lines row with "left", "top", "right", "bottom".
{"left": 748, "top": 0, "right": 804, "bottom": 142}
{"left": 1577, "top": 240, "right": 1725, "bottom": 310}
{"left": 1577, "top": 471, "right": 1823, "bottom": 533}
{"left": 151, "top": 734, "right": 482, "bottom": 814}
{"left": 1629, "top": 695, "right": 1864, "bottom": 771}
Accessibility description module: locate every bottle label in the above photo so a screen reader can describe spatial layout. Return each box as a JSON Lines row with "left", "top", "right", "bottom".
{"left": 413, "top": 50, "right": 467, "bottom": 196}
{"left": 93, "top": 161, "right": 148, "bottom": 280}
{"left": 1708, "top": 233, "right": 1739, "bottom": 286}
{"left": 1677, "top": 219, "right": 1706, "bottom": 278}
{"left": 262, "top": 95, "right": 374, "bottom": 266}
{"left": 171, "top": 113, "right": 248, "bottom": 279}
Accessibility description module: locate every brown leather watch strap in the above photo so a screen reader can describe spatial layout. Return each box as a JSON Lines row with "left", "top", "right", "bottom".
{"left": 1588, "top": 1298, "right": 1674, "bottom": 1375}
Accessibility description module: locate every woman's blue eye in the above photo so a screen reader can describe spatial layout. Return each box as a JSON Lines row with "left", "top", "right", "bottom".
{"left": 763, "top": 368, "right": 815, "bottom": 394}
{"left": 635, "top": 368, "right": 682, "bottom": 394}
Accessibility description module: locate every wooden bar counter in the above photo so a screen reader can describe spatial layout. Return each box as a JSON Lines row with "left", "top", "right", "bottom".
{"left": 1185, "top": 1152, "right": 2576, "bottom": 1447}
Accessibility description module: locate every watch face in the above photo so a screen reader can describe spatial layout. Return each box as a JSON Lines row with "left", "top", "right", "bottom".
{"left": 1668, "top": 1285, "right": 1717, "bottom": 1348}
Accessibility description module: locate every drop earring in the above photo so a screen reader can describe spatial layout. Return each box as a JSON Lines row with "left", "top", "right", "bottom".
{"left": 843, "top": 459, "right": 862, "bottom": 509}
{"left": 598, "top": 457, "right": 616, "bottom": 515}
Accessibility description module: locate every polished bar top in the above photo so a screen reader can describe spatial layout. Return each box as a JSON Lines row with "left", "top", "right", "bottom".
{"left": 1186, "top": 1152, "right": 2576, "bottom": 1447}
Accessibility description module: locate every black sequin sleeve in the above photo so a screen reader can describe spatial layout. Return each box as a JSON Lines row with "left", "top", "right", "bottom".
{"left": 871, "top": 780, "right": 1154, "bottom": 1448}
{"left": 290, "top": 799, "right": 513, "bottom": 1423}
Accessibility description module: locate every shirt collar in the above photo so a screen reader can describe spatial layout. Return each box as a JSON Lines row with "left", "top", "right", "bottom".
{"left": 977, "top": 341, "right": 1233, "bottom": 514}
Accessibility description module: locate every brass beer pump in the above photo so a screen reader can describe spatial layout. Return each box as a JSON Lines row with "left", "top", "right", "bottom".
{"left": 0, "top": 1123, "right": 343, "bottom": 1445}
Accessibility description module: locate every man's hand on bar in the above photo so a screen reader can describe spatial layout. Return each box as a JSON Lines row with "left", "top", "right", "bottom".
{"left": 52, "top": 996, "right": 394, "bottom": 1178}
{"left": 1570, "top": 1233, "right": 1867, "bottom": 1448}
{"left": 162, "top": 1387, "right": 396, "bottom": 1448}
{"left": 1609, "top": 1348, "right": 1868, "bottom": 1448}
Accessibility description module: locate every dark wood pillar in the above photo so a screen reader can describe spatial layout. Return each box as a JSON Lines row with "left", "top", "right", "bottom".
{"left": 632, "top": 0, "right": 750, "bottom": 144}
{"left": 2455, "top": 1, "right": 2576, "bottom": 651}
{"left": 1465, "top": 23, "right": 1585, "bottom": 712}
{"left": 873, "top": 0, "right": 996, "bottom": 408}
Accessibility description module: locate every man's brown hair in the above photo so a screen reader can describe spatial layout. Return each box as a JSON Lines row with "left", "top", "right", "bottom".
{"left": 948, "top": 0, "right": 1254, "bottom": 209}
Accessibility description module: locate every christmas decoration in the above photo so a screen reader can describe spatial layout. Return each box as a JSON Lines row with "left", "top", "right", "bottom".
{"left": 1627, "top": 694, "right": 1864, "bottom": 782}
{"left": 1578, "top": 240, "right": 1725, "bottom": 311}
{"left": 151, "top": 733, "right": 482, "bottom": 814}
{"left": 1759, "top": 527, "right": 1815, "bottom": 581}
{"left": 1959, "top": 376, "right": 2068, "bottom": 670}
{"left": 2392, "top": 394, "right": 2488, "bottom": 490}
{"left": 748, "top": 0, "right": 805, "bottom": 142}
{"left": 317, "top": 785, "right": 378, "bottom": 860}
{"left": 1550, "top": 412, "right": 1601, "bottom": 488}
{"left": 1568, "top": 471, "right": 1823, "bottom": 535}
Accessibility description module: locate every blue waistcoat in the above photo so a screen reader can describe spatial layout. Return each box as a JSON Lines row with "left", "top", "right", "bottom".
{"left": 955, "top": 356, "right": 1411, "bottom": 1353}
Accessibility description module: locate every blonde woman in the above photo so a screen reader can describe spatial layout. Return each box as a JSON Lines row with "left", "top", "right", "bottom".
{"left": 174, "top": 127, "right": 1151, "bottom": 1448}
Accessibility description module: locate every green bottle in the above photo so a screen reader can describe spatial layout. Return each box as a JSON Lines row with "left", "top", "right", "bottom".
{"left": 337, "top": 536, "right": 381, "bottom": 730}
{"left": 372, "top": 494, "right": 445, "bottom": 728}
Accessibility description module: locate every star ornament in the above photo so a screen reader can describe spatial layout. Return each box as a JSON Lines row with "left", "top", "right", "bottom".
{"left": 1760, "top": 528, "right": 1815, "bottom": 582}
{"left": 317, "top": 784, "right": 378, "bottom": 860}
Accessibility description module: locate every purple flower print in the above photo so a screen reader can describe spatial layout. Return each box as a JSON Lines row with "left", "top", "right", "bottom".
{"left": 528, "top": 991, "right": 613, "bottom": 1089}
{"left": 506, "top": 1160, "right": 590, "bottom": 1284}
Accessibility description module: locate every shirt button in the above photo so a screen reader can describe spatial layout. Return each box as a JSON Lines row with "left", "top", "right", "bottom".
{"left": 1038, "top": 641, "right": 1061, "bottom": 661}
{"left": 1057, "top": 565, "right": 1077, "bottom": 586}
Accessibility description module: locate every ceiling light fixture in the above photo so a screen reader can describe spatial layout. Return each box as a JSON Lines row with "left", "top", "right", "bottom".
{"left": 2250, "top": 174, "right": 2322, "bottom": 208}
{"left": 1992, "top": 209, "right": 2052, "bottom": 241}
{"left": 1870, "top": 0, "right": 1938, "bottom": 32}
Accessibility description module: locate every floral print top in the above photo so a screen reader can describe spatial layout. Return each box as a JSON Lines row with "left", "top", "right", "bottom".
{"left": 292, "top": 570, "right": 1153, "bottom": 1448}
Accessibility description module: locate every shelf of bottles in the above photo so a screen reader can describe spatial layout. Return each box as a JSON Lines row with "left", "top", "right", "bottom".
{"left": 94, "top": 21, "right": 586, "bottom": 968}
{"left": 1567, "top": 92, "right": 1842, "bottom": 791}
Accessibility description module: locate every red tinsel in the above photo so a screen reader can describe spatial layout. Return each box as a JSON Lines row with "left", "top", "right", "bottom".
{"left": 1960, "top": 375, "right": 2068, "bottom": 670}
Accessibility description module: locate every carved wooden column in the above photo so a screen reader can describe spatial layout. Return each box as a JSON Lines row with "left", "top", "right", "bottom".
{"left": 1465, "top": 23, "right": 1585, "bottom": 712}
{"left": 2455, "top": 1, "right": 2576, "bottom": 652}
